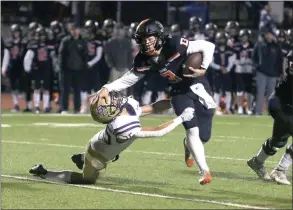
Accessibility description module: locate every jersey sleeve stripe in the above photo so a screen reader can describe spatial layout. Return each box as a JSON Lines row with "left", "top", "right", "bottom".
{"left": 136, "top": 66, "right": 151, "bottom": 72}
{"left": 113, "top": 121, "right": 140, "bottom": 133}
{"left": 167, "top": 52, "right": 180, "bottom": 62}
{"left": 116, "top": 125, "right": 141, "bottom": 135}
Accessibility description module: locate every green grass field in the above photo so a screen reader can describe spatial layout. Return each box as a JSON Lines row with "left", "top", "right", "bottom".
{"left": 1, "top": 113, "right": 292, "bottom": 209}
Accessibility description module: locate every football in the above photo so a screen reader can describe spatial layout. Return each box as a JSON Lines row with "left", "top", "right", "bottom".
{"left": 182, "top": 52, "right": 203, "bottom": 75}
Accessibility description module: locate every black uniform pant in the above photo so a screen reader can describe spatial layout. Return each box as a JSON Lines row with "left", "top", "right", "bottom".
{"left": 170, "top": 87, "right": 215, "bottom": 143}
{"left": 23, "top": 72, "right": 32, "bottom": 103}
{"left": 263, "top": 92, "right": 293, "bottom": 155}
{"left": 81, "top": 68, "right": 102, "bottom": 94}
{"left": 7, "top": 67, "right": 22, "bottom": 91}
{"left": 60, "top": 70, "right": 84, "bottom": 112}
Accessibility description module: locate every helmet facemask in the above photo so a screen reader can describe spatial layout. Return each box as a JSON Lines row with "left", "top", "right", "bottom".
{"left": 91, "top": 91, "right": 128, "bottom": 124}
{"left": 135, "top": 35, "right": 160, "bottom": 56}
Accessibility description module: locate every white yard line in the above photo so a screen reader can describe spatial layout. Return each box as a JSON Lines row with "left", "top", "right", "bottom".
{"left": 1, "top": 174, "right": 274, "bottom": 209}
{"left": 1, "top": 140, "right": 277, "bottom": 164}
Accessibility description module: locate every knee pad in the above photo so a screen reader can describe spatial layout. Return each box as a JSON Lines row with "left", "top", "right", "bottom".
{"left": 262, "top": 137, "right": 289, "bottom": 156}
{"left": 285, "top": 144, "right": 293, "bottom": 159}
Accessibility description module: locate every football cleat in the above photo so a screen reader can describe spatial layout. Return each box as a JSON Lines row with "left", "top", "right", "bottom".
{"left": 29, "top": 164, "right": 48, "bottom": 178}
{"left": 71, "top": 153, "right": 84, "bottom": 170}
{"left": 270, "top": 169, "right": 291, "bottom": 185}
{"left": 35, "top": 107, "right": 40, "bottom": 114}
{"left": 44, "top": 107, "right": 51, "bottom": 113}
{"left": 199, "top": 171, "right": 212, "bottom": 185}
{"left": 247, "top": 157, "right": 271, "bottom": 180}
{"left": 11, "top": 105, "right": 20, "bottom": 113}
{"left": 183, "top": 137, "right": 194, "bottom": 167}
{"left": 23, "top": 108, "right": 32, "bottom": 113}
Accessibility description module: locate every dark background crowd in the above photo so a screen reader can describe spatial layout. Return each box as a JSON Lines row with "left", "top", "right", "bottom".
{"left": 1, "top": 1, "right": 293, "bottom": 115}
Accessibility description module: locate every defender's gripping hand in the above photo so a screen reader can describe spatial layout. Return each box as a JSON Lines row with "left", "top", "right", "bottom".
{"left": 179, "top": 107, "right": 195, "bottom": 122}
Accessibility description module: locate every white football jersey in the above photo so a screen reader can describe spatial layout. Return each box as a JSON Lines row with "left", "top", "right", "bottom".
{"left": 90, "top": 96, "right": 142, "bottom": 161}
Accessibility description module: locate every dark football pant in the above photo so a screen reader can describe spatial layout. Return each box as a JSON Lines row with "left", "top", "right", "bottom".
{"left": 59, "top": 70, "right": 83, "bottom": 112}
{"left": 262, "top": 92, "right": 293, "bottom": 156}
{"left": 82, "top": 68, "right": 102, "bottom": 94}
{"left": 214, "top": 71, "right": 232, "bottom": 94}
{"left": 24, "top": 72, "right": 32, "bottom": 103}
{"left": 32, "top": 68, "right": 51, "bottom": 91}
{"left": 7, "top": 68, "right": 22, "bottom": 91}
{"left": 206, "top": 68, "right": 214, "bottom": 94}
{"left": 235, "top": 73, "right": 253, "bottom": 93}
{"left": 171, "top": 90, "right": 214, "bottom": 143}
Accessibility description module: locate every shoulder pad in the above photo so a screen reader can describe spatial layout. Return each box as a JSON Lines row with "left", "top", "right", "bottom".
{"left": 133, "top": 53, "right": 151, "bottom": 73}
{"left": 110, "top": 115, "right": 141, "bottom": 135}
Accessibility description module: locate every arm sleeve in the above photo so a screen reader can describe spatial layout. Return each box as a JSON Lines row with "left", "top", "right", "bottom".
{"left": 252, "top": 43, "right": 259, "bottom": 66}
{"left": 133, "top": 117, "right": 183, "bottom": 138}
{"left": 209, "top": 57, "right": 221, "bottom": 70}
{"left": 186, "top": 40, "right": 215, "bottom": 69}
{"left": 103, "top": 68, "right": 145, "bottom": 92}
{"left": 88, "top": 46, "right": 103, "bottom": 67}
{"left": 58, "top": 38, "right": 66, "bottom": 70}
{"left": 23, "top": 50, "right": 35, "bottom": 73}
{"left": 1, "top": 49, "right": 10, "bottom": 74}
{"left": 227, "top": 54, "right": 236, "bottom": 72}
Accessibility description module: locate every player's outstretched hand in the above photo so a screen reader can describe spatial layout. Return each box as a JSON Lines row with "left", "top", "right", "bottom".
{"left": 88, "top": 87, "right": 110, "bottom": 106}
{"left": 183, "top": 67, "right": 206, "bottom": 78}
{"left": 180, "top": 107, "right": 195, "bottom": 122}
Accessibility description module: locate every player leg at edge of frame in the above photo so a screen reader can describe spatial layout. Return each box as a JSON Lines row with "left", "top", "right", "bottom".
{"left": 29, "top": 141, "right": 107, "bottom": 185}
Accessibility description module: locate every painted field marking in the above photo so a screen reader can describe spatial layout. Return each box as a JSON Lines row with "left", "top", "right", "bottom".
{"left": 1, "top": 140, "right": 277, "bottom": 164}
{"left": 1, "top": 174, "right": 274, "bottom": 210}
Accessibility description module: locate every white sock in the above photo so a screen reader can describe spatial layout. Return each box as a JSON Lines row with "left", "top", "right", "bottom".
{"left": 156, "top": 91, "right": 165, "bottom": 101}
{"left": 256, "top": 147, "right": 270, "bottom": 163}
{"left": 33, "top": 91, "right": 40, "bottom": 108}
{"left": 213, "top": 93, "right": 220, "bottom": 107}
{"left": 45, "top": 170, "right": 73, "bottom": 183}
{"left": 27, "top": 101, "right": 32, "bottom": 109}
{"left": 43, "top": 91, "right": 50, "bottom": 109}
{"left": 12, "top": 91, "right": 19, "bottom": 106}
{"left": 81, "top": 91, "right": 88, "bottom": 108}
{"left": 225, "top": 91, "right": 232, "bottom": 110}
{"left": 277, "top": 153, "right": 292, "bottom": 171}
{"left": 186, "top": 127, "right": 210, "bottom": 172}
{"left": 141, "top": 91, "right": 152, "bottom": 105}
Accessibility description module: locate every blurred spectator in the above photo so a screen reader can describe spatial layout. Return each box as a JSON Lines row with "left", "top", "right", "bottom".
{"left": 58, "top": 23, "right": 88, "bottom": 114}
{"left": 179, "top": 1, "right": 209, "bottom": 29}
{"left": 23, "top": 27, "right": 56, "bottom": 114}
{"left": 170, "top": 24, "right": 182, "bottom": 38}
{"left": 252, "top": 27, "right": 283, "bottom": 115}
{"left": 259, "top": 4, "right": 277, "bottom": 37}
{"left": 98, "top": 18, "right": 116, "bottom": 87}
{"left": 1, "top": 24, "right": 27, "bottom": 112}
{"left": 275, "top": 29, "right": 291, "bottom": 75}
{"left": 185, "top": 16, "right": 205, "bottom": 41}
{"left": 80, "top": 20, "right": 103, "bottom": 114}
{"left": 104, "top": 22, "right": 132, "bottom": 95}
{"left": 204, "top": 23, "right": 217, "bottom": 43}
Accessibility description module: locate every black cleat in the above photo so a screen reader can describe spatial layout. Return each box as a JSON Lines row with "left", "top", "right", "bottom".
{"left": 35, "top": 107, "right": 41, "bottom": 114}
{"left": 23, "top": 108, "right": 32, "bottom": 113}
{"left": 71, "top": 153, "right": 84, "bottom": 170}
{"left": 29, "top": 164, "right": 48, "bottom": 178}
{"left": 44, "top": 107, "right": 51, "bottom": 113}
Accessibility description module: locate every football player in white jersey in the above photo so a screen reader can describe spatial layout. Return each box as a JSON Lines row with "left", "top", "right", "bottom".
{"left": 29, "top": 91, "right": 195, "bottom": 184}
